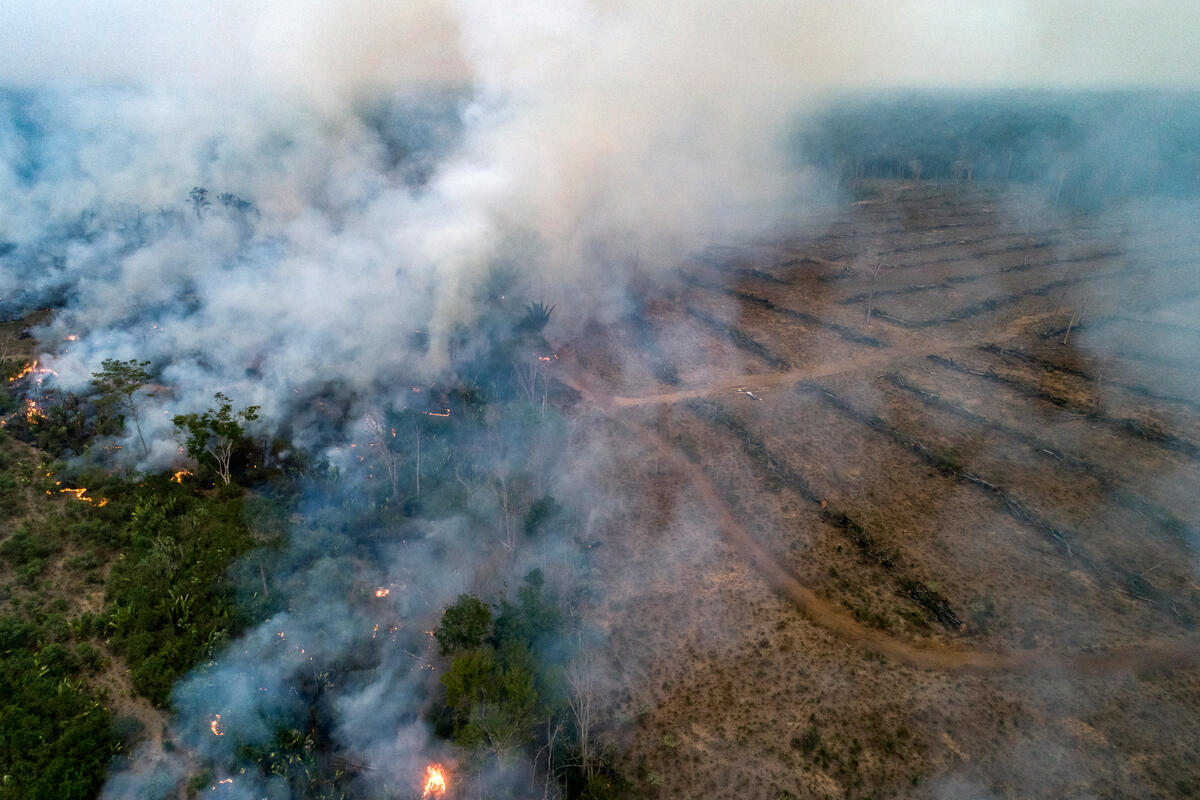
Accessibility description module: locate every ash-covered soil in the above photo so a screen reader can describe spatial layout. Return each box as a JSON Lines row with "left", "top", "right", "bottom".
{"left": 562, "top": 181, "right": 1200, "bottom": 799}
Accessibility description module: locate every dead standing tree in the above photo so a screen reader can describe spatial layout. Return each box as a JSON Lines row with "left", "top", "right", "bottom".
{"left": 862, "top": 249, "right": 889, "bottom": 326}
{"left": 952, "top": 158, "right": 974, "bottom": 213}
{"left": 565, "top": 646, "right": 601, "bottom": 783}
{"left": 489, "top": 470, "right": 529, "bottom": 552}
{"left": 364, "top": 412, "right": 402, "bottom": 503}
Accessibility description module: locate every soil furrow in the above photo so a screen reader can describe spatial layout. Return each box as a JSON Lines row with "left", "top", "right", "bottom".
{"left": 928, "top": 354, "right": 1200, "bottom": 462}
{"left": 883, "top": 371, "right": 1200, "bottom": 553}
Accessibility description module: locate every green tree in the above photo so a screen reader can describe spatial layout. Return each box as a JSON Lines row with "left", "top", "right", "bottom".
{"left": 442, "top": 647, "right": 495, "bottom": 719}
{"left": 91, "top": 358, "right": 152, "bottom": 456}
{"left": 443, "top": 644, "right": 540, "bottom": 775}
{"left": 494, "top": 569, "right": 561, "bottom": 648}
{"left": 173, "top": 392, "right": 260, "bottom": 485}
{"left": 435, "top": 594, "right": 493, "bottom": 655}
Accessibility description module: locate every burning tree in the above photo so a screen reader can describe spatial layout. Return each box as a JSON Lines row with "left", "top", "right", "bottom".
{"left": 91, "top": 358, "right": 153, "bottom": 456}
{"left": 173, "top": 392, "right": 260, "bottom": 485}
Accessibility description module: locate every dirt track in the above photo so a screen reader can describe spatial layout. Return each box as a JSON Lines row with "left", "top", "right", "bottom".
{"left": 566, "top": 181, "right": 1200, "bottom": 798}
{"left": 561, "top": 363, "right": 1200, "bottom": 675}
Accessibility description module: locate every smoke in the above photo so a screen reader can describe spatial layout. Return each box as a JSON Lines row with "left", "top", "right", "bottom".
{"left": 2, "top": 1, "right": 1199, "bottom": 798}
{"left": 0, "top": 2, "right": 831, "bottom": 455}
{"left": 4, "top": 2, "right": 1199, "bottom": 437}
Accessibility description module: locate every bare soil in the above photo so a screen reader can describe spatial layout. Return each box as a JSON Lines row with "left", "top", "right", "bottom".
{"left": 561, "top": 181, "right": 1200, "bottom": 799}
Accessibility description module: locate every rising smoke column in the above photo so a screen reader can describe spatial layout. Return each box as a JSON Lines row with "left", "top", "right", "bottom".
{"left": 3, "top": 1, "right": 1200, "bottom": 798}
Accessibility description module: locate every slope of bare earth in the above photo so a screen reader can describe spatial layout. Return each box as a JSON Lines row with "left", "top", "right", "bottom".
{"left": 560, "top": 181, "right": 1200, "bottom": 799}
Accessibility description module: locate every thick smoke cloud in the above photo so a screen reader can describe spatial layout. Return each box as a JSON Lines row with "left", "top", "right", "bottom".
{"left": 4, "top": 3, "right": 1199, "bottom": 445}
{"left": 3, "top": 2, "right": 1199, "bottom": 798}
{"left": 1, "top": 2, "right": 837, "bottom": 459}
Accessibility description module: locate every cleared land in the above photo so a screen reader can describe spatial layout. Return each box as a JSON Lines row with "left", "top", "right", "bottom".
{"left": 563, "top": 181, "right": 1200, "bottom": 799}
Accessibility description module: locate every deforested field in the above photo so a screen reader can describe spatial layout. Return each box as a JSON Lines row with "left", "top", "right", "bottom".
{"left": 563, "top": 180, "right": 1200, "bottom": 799}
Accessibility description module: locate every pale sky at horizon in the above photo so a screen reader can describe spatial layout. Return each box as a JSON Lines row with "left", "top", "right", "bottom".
{"left": 1, "top": 0, "right": 1197, "bottom": 99}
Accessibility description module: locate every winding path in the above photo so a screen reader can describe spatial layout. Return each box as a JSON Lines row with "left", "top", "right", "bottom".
{"left": 558, "top": 361, "right": 1200, "bottom": 675}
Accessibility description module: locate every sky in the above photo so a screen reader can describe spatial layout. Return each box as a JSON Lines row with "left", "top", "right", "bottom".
{"left": 1, "top": 0, "right": 1198, "bottom": 99}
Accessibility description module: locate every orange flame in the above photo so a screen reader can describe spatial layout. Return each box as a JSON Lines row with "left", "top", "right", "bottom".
{"left": 210, "top": 714, "right": 224, "bottom": 736}
{"left": 9, "top": 360, "right": 57, "bottom": 383}
{"left": 375, "top": 587, "right": 390, "bottom": 598}
{"left": 427, "top": 409, "right": 450, "bottom": 418}
{"left": 59, "top": 487, "right": 107, "bottom": 507}
{"left": 422, "top": 763, "right": 447, "bottom": 798}
{"left": 24, "top": 398, "right": 44, "bottom": 423}
{"left": 171, "top": 469, "right": 194, "bottom": 483}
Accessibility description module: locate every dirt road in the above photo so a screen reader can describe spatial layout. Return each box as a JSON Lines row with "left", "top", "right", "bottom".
{"left": 558, "top": 362, "right": 1200, "bottom": 675}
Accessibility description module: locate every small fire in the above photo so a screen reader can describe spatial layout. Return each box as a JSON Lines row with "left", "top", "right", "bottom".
{"left": 427, "top": 409, "right": 450, "bottom": 418}
{"left": 375, "top": 587, "right": 390, "bottom": 598}
{"left": 171, "top": 469, "right": 194, "bottom": 483}
{"left": 9, "top": 360, "right": 56, "bottom": 382}
{"left": 24, "top": 398, "right": 44, "bottom": 423}
{"left": 210, "top": 714, "right": 224, "bottom": 736}
{"left": 422, "top": 763, "right": 447, "bottom": 798}
{"left": 65, "top": 334, "right": 78, "bottom": 341}
{"left": 59, "top": 487, "right": 108, "bottom": 507}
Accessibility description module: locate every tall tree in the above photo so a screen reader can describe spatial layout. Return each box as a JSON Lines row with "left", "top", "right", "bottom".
{"left": 91, "top": 358, "right": 153, "bottom": 456}
{"left": 188, "top": 186, "right": 210, "bottom": 219}
{"left": 435, "top": 594, "right": 493, "bottom": 656}
{"left": 173, "top": 392, "right": 260, "bottom": 485}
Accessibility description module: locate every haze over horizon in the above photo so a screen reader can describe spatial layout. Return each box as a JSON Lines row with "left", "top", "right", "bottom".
{"left": 2, "top": 1, "right": 1199, "bottom": 98}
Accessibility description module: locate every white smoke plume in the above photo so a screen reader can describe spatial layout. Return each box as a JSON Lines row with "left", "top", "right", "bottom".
{"left": 2, "top": 2, "right": 1199, "bottom": 798}
{"left": 3, "top": 2, "right": 1199, "bottom": 454}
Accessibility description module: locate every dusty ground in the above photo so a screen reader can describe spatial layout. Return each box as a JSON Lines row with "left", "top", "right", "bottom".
{"left": 561, "top": 181, "right": 1200, "bottom": 799}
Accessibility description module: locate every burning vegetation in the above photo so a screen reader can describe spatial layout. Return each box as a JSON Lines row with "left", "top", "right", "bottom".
{"left": 56, "top": 486, "right": 108, "bottom": 507}
{"left": 421, "top": 763, "right": 447, "bottom": 798}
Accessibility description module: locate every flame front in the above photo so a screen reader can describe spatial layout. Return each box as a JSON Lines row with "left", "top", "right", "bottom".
{"left": 59, "top": 487, "right": 108, "bottom": 507}
{"left": 172, "top": 469, "right": 194, "bottom": 483}
{"left": 210, "top": 714, "right": 224, "bottom": 736}
{"left": 9, "top": 360, "right": 57, "bottom": 383}
{"left": 421, "top": 763, "right": 447, "bottom": 798}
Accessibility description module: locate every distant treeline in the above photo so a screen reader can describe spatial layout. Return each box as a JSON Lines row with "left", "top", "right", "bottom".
{"left": 797, "top": 91, "right": 1200, "bottom": 206}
